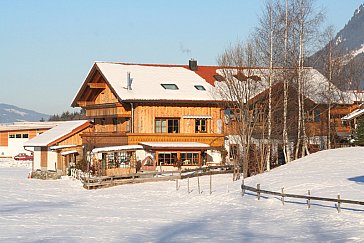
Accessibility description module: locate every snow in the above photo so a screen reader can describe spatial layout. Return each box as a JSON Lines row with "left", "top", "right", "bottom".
{"left": 4, "top": 108, "right": 27, "bottom": 116}
{"left": 139, "top": 142, "right": 210, "bottom": 148}
{"left": 351, "top": 43, "right": 364, "bottom": 57}
{"left": 0, "top": 147, "right": 364, "bottom": 242}
{"left": 92, "top": 145, "right": 143, "bottom": 153}
{"left": 23, "top": 120, "right": 89, "bottom": 147}
{"left": 88, "top": 62, "right": 217, "bottom": 102}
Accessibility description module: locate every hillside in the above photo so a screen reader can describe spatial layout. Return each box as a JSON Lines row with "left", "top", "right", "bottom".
{"left": 310, "top": 4, "right": 364, "bottom": 90}
{"left": 0, "top": 103, "right": 49, "bottom": 123}
{"left": 0, "top": 147, "right": 363, "bottom": 241}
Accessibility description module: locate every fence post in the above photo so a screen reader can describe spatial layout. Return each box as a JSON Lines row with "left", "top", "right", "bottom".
{"left": 257, "top": 184, "right": 260, "bottom": 200}
{"left": 281, "top": 188, "right": 285, "bottom": 205}
{"left": 188, "top": 176, "right": 190, "bottom": 194}
{"left": 176, "top": 179, "right": 179, "bottom": 191}
{"left": 307, "top": 190, "right": 311, "bottom": 209}
{"left": 337, "top": 194, "right": 341, "bottom": 213}
{"left": 241, "top": 179, "right": 245, "bottom": 197}
{"left": 209, "top": 172, "right": 212, "bottom": 195}
{"left": 197, "top": 174, "right": 201, "bottom": 194}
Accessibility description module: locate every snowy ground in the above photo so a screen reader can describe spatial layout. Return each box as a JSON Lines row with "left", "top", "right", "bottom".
{"left": 0, "top": 147, "right": 363, "bottom": 242}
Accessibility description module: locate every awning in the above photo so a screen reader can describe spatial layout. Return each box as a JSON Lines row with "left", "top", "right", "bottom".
{"left": 61, "top": 150, "right": 78, "bottom": 156}
{"left": 50, "top": 145, "right": 78, "bottom": 150}
{"left": 92, "top": 145, "right": 144, "bottom": 153}
{"left": 182, "top": 115, "right": 212, "bottom": 119}
{"left": 139, "top": 142, "right": 210, "bottom": 150}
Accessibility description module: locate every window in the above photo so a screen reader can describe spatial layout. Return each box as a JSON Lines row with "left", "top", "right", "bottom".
{"left": 230, "top": 144, "right": 239, "bottom": 160}
{"left": 22, "top": 134, "right": 29, "bottom": 138}
{"left": 9, "top": 134, "right": 15, "bottom": 138}
{"left": 195, "top": 119, "right": 207, "bottom": 133}
{"left": 125, "top": 118, "right": 130, "bottom": 132}
{"left": 155, "top": 118, "right": 179, "bottom": 133}
{"left": 113, "top": 117, "right": 119, "bottom": 132}
{"left": 158, "top": 152, "right": 178, "bottom": 165}
{"left": 16, "top": 134, "right": 21, "bottom": 138}
{"left": 314, "top": 110, "right": 321, "bottom": 122}
{"left": 180, "top": 152, "right": 200, "bottom": 165}
{"left": 161, "top": 84, "right": 179, "bottom": 90}
{"left": 194, "top": 85, "right": 206, "bottom": 91}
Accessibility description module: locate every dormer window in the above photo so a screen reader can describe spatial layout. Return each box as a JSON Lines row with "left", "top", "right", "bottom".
{"left": 194, "top": 85, "right": 206, "bottom": 91}
{"left": 161, "top": 84, "right": 179, "bottom": 90}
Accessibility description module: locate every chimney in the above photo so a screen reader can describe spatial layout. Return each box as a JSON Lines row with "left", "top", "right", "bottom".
{"left": 127, "top": 72, "right": 133, "bottom": 90}
{"left": 189, "top": 59, "right": 198, "bottom": 71}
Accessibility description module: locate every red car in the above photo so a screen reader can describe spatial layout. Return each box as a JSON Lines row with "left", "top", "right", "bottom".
{"left": 14, "top": 153, "right": 33, "bottom": 161}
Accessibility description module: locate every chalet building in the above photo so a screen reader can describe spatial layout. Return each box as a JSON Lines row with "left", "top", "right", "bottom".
{"left": 23, "top": 120, "right": 90, "bottom": 175}
{"left": 216, "top": 67, "right": 357, "bottom": 175}
{"left": 71, "top": 61, "right": 226, "bottom": 174}
{"left": 0, "top": 122, "right": 61, "bottom": 158}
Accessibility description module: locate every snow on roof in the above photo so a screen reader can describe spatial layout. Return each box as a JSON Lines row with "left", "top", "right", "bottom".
{"left": 61, "top": 150, "right": 78, "bottom": 156}
{"left": 23, "top": 120, "right": 89, "bottom": 147}
{"left": 92, "top": 145, "right": 143, "bottom": 153}
{"left": 139, "top": 142, "right": 210, "bottom": 149}
{"left": 341, "top": 107, "right": 364, "bottom": 120}
{"left": 0, "top": 121, "right": 61, "bottom": 132}
{"left": 215, "top": 67, "right": 351, "bottom": 105}
{"left": 50, "top": 145, "right": 78, "bottom": 150}
{"left": 77, "top": 62, "right": 219, "bottom": 103}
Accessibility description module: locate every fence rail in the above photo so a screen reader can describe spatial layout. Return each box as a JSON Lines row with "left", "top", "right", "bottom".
{"left": 242, "top": 183, "right": 364, "bottom": 212}
{"left": 79, "top": 165, "right": 233, "bottom": 190}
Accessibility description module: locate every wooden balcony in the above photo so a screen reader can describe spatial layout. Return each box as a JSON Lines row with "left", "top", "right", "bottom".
{"left": 81, "top": 132, "right": 128, "bottom": 147}
{"left": 128, "top": 133, "right": 225, "bottom": 147}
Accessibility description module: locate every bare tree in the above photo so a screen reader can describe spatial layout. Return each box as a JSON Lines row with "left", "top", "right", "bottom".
{"left": 216, "top": 41, "right": 264, "bottom": 179}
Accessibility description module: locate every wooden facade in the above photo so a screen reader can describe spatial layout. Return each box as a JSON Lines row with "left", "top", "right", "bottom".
{"left": 72, "top": 63, "right": 226, "bottom": 173}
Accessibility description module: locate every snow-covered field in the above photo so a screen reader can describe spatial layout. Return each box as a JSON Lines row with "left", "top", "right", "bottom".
{"left": 0, "top": 147, "right": 363, "bottom": 242}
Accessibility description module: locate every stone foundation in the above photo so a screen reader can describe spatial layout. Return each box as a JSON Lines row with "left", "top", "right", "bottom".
{"left": 31, "top": 170, "right": 62, "bottom": 180}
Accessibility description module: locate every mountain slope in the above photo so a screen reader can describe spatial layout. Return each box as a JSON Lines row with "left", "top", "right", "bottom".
{"left": 0, "top": 103, "right": 49, "bottom": 123}
{"left": 310, "top": 3, "right": 364, "bottom": 90}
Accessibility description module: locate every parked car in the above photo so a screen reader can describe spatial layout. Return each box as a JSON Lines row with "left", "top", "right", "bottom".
{"left": 14, "top": 153, "right": 33, "bottom": 161}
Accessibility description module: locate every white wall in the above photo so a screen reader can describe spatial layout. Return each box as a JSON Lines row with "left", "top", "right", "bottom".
{"left": 0, "top": 137, "right": 32, "bottom": 157}
{"left": 33, "top": 148, "right": 42, "bottom": 170}
{"left": 47, "top": 151, "right": 58, "bottom": 171}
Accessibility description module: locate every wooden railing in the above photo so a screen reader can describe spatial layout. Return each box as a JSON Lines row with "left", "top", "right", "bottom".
{"left": 242, "top": 183, "right": 364, "bottom": 213}
{"left": 81, "top": 165, "right": 233, "bottom": 189}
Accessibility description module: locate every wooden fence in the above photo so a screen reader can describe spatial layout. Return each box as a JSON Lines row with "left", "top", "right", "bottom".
{"left": 242, "top": 182, "right": 364, "bottom": 212}
{"left": 80, "top": 165, "right": 233, "bottom": 190}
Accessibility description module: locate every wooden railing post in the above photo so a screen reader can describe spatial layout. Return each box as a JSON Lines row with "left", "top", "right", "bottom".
{"left": 307, "top": 190, "right": 311, "bottom": 209}
{"left": 337, "top": 194, "right": 341, "bottom": 213}
{"left": 281, "top": 188, "right": 285, "bottom": 205}
{"left": 257, "top": 184, "right": 260, "bottom": 200}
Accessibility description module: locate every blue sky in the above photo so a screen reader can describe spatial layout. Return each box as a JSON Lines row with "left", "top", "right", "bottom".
{"left": 0, "top": 0, "right": 363, "bottom": 115}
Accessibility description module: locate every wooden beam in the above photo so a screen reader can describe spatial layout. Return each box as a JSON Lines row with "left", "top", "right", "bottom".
{"left": 88, "top": 83, "right": 106, "bottom": 89}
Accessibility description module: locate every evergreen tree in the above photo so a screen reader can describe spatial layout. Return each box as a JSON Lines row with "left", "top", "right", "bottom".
{"left": 354, "top": 117, "right": 364, "bottom": 146}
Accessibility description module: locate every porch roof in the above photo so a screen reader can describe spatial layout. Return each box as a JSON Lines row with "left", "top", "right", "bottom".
{"left": 92, "top": 145, "right": 143, "bottom": 153}
{"left": 139, "top": 142, "right": 210, "bottom": 150}
{"left": 61, "top": 150, "right": 79, "bottom": 156}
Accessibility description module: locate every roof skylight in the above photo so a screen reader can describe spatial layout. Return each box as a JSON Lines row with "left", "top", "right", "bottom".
{"left": 161, "top": 84, "right": 179, "bottom": 90}
{"left": 194, "top": 85, "right": 206, "bottom": 91}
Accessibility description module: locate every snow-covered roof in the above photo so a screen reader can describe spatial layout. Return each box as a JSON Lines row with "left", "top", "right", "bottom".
{"left": 139, "top": 142, "right": 210, "bottom": 149}
{"left": 0, "top": 121, "right": 61, "bottom": 132}
{"left": 23, "top": 120, "right": 89, "bottom": 147}
{"left": 72, "top": 62, "right": 221, "bottom": 105}
{"left": 61, "top": 150, "right": 78, "bottom": 156}
{"left": 341, "top": 108, "right": 364, "bottom": 121}
{"left": 215, "top": 67, "right": 352, "bottom": 105}
{"left": 50, "top": 145, "right": 78, "bottom": 150}
{"left": 92, "top": 145, "right": 144, "bottom": 153}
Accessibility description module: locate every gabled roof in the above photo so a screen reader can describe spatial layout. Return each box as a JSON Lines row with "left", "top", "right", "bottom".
{"left": 0, "top": 121, "right": 61, "bottom": 132}
{"left": 71, "top": 62, "right": 222, "bottom": 107}
{"left": 215, "top": 67, "right": 351, "bottom": 105}
{"left": 23, "top": 120, "right": 90, "bottom": 147}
